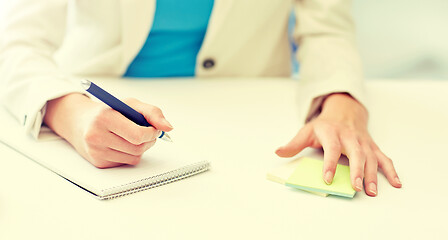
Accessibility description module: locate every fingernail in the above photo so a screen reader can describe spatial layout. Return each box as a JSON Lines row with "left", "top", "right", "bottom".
{"left": 276, "top": 145, "right": 288, "bottom": 154}
{"left": 355, "top": 178, "right": 363, "bottom": 191}
{"left": 163, "top": 119, "right": 173, "bottom": 129}
{"left": 395, "top": 177, "right": 402, "bottom": 185}
{"left": 324, "top": 171, "right": 333, "bottom": 184}
{"left": 368, "top": 182, "right": 377, "bottom": 196}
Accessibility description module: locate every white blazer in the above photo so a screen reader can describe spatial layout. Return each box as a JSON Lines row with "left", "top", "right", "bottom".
{"left": 0, "top": 0, "right": 364, "bottom": 138}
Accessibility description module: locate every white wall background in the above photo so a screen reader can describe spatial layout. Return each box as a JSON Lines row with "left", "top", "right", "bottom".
{"left": 0, "top": 0, "right": 11, "bottom": 18}
{"left": 1, "top": 0, "right": 447, "bottom": 79}
{"left": 353, "top": 0, "right": 448, "bottom": 79}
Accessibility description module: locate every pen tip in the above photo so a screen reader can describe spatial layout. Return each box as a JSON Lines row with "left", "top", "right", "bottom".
{"left": 164, "top": 134, "right": 173, "bottom": 142}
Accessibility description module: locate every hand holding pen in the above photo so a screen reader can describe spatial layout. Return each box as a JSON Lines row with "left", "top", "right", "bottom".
{"left": 81, "top": 80, "right": 172, "bottom": 142}
{"left": 43, "top": 80, "right": 173, "bottom": 169}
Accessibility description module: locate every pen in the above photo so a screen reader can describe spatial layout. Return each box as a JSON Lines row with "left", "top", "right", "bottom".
{"left": 81, "top": 79, "right": 172, "bottom": 142}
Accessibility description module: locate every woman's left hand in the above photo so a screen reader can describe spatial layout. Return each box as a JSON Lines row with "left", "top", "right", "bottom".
{"left": 275, "top": 93, "right": 402, "bottom": 196}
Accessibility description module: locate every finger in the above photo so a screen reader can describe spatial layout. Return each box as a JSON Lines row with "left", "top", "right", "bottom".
{"left": 102, "top": 109, "right": 161, "bottom": 145}
{"left": 106, "top": 132, "right": 156, "bottom": 156}
{"left": 275, "top": 124, "right": 314, "bottom": 158}
{"left": 126, "top": 99, "right": 174, "bottom": 132}
{"left": 314, "top": 125, "right": 341, "bottom": 185}
{"left": 94, "top": 147, "right": 143, "bottom": 166}
{"left": 341, "top": 134, "right": 366, "bottom": 192}
{"left": 376, "top": 149, "right": 402, "bottom": 188}
{"left": 363, "top": 148, "right": 378, "bottom": 197}
{"left": 90, "top": 159, "right": 124, "bottom": 169}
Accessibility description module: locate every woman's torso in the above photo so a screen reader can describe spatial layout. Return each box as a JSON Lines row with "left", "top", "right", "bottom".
{"left": 54, "top": 0, "right": 293, "bottom": 78}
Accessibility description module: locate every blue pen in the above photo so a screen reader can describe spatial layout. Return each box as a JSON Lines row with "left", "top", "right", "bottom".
{"left": 81, "top": 79, "right": 172, "bottom": 142}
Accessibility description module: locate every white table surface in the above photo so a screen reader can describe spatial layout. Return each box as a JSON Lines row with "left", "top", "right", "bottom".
{"left": 0, "top": 78, "right": 447, "bottom": 240}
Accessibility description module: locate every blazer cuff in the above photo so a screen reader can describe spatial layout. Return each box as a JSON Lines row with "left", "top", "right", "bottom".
{"left": 23, "top": 77, "right": 86, "bottom": 140}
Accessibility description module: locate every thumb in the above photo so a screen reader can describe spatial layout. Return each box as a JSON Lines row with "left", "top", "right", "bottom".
{"left": 125, "top": 98, "right": 173, "bottom": 132}
{"left": 275, "top": 124, "right": 313, "bottom": 158}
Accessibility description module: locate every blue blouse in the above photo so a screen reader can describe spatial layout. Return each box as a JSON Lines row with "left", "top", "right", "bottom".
{"left": 124, "top": 0, "right": 214, "bottom": 78}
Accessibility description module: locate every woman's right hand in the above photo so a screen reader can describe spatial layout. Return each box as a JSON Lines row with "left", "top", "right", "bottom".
{"left": 44, "top": 93, "right": 173, "bottom": 168}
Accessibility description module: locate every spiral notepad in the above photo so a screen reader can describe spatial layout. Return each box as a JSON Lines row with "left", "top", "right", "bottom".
{"left": 0, "top": 107, "right": 210, "bottom": 200}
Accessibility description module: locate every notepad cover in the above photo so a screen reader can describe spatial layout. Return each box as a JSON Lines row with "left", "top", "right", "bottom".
{"left": 267, "top": 158, "right": 328, "bottom": 197}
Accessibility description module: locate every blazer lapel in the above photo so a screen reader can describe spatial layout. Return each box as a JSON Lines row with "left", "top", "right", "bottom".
{"left": 202, "top": 0, "right": 235, "bottom": 48}
{"left": 120, "top": 0, "right": 156, "bottom": 74}
{"left": 119, "top": 0, "right": 235, "bottom": 74}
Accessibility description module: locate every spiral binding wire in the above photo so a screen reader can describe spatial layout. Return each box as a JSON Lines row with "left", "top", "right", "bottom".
{"left": 98, "top": 161, "right": 210, "bottom": 200}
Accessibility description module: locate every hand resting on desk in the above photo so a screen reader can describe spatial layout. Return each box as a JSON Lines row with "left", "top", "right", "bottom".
{"left": 276, "top": 93, "right": 402, "bottom": 197}
{"left": 43, "top": 93, "right": 173, "bottom": 168}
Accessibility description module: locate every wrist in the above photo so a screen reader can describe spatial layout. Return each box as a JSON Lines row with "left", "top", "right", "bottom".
{"left": 320, "top": 93, "right": 368, "bottom": 124}
{"left": 44, "top": 93, "right": 93, "bottom": 141}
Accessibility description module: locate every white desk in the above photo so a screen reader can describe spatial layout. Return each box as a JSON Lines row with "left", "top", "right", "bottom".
{"left": 1, "top": 78, "right": 447, "bottom": 240}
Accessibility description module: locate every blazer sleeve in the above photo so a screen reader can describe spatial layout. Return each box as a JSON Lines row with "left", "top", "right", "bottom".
{"left": 293, "top": 0, "right": 367, "bottom": 122}
{"left": 0, "top": 0, "right": 85, "bottom": 139}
